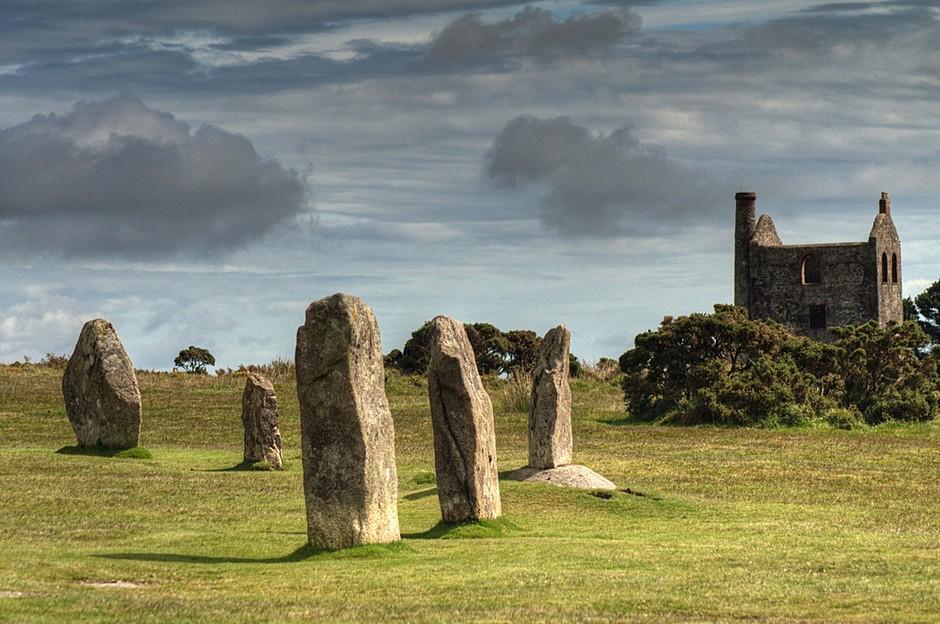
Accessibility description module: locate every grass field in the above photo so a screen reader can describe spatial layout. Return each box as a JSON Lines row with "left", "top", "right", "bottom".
{"left": 1, "top": 365, "right": 939, "bottom": 623}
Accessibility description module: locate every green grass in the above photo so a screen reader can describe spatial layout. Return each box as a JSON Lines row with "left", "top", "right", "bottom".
{"left": 1, "top": 365, "right": 939, "bottom": 622}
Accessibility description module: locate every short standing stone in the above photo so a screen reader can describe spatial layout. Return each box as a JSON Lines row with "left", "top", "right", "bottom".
{"left": 241, "top": 372, "right": 283, "bottom": 469}
{"left": 427, "top": 316, "right": 501, "bottom": 523}
{"left": 62, "top": 319, "right": 141, "bottom": 449}
{"left": 528, "top": 325, "right": 572, "bottom": 469}
{"left": 295, "top": 293, "right": 400, "bottom": 550}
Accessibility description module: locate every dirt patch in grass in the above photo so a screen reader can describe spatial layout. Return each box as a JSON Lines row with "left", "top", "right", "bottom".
{"left": 80, "top": 580, "right": 144, "bottom": 589}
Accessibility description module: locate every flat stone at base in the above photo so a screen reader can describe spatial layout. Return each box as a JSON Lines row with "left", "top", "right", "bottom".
{"left": 506, "top": 464, "right": 616, "bottom": 490}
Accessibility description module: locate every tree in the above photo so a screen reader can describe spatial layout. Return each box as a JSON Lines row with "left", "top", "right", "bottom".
{"left": 903, "top": 297, "right": 919, "bottom": 323}
{"left": 399, "top": 322, "right": 433, "bottom": 374}
{"left": 910, "top": 279, "right": 940, "bottom": 345}
{"left": 830, "top": 321, "right": 939, "bottom": 423}
{"left": 569, "top": 353, "right": 582, "bottom": 378}
{"left": 384, "top": 349, "right": 403, "bottom": 370}
{"left": 174, "top": 346, "right": 216, "bottom": 374}
{"left": 502, "top": 329, "right": 542, "bottom": 375}
{"left": 397, "top": 320, "right": 545, "bottom": 376}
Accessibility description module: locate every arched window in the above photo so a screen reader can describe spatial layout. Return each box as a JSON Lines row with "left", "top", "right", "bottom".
{"left": 882, "top": 253, "right": 889, "bottom": 284}
{"left": 802, "top": 254, "right": 822, "bottom": 285}
{"left": 892, "top": 253, "right": 898, "bottom": 284}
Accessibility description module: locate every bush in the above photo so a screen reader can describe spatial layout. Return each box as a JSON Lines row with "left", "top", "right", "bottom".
{"left": 620, "top": 305, "right": 940, "bottom": 427}
{"left": 39, "top": 353, "right": 69, "bottom": 369}
{"left": 823, "top": 407, "right": 864, "bottom": 430}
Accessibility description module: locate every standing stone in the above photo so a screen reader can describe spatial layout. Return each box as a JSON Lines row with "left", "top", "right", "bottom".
{"left": 241, "top": 372, "right": 283, "bottom": 469}
{"left": 427, "top": 316, "right": 501, "bottom": 523}
{"left": 62, "top": 319, "right": 141, "bottom": 449}
{"left": 528, "top": 325, "right": 572, "bottom": 469}
{"left": 295, "top": 293, "right": 400, "bottom": 550}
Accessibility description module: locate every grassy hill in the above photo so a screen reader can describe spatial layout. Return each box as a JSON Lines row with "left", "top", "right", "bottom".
{"left": 1, "top": 365, "right": 939, "bottom": 623}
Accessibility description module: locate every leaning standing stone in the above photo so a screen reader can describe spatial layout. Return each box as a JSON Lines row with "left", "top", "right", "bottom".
{"left": 295, "top": 293, "right": 400, "bottom": 550}
{"left": 62, "top": 319, "right": 141, "bottom": 449}
{"left": 427, "top": 316, "right": 501, "bottom": 523}
{"left": 241, "top": 372, "right": 283, "bottom": 469}
{"left": 528, "top": 325, "right": 573, "bottom": 469}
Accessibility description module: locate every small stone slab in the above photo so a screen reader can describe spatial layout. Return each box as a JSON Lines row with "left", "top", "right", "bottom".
{"left": 427, "top": 315, "right": 502, "bottom": 523}
{"left": 0, "top": 591, "right": 23, "bottom": 598}
{"left": 295, "top": 293, "right": 400, "bottom": 550}
{"left": 62, "top": 318, "right": 141, "bottom": 449}
{"left": 506, "top": 464, "right": 616, "bottom": 490}
{"left": 241, "top": 372, "right": 283, "bottom": 469}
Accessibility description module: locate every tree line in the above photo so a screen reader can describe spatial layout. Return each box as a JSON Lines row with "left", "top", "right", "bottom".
{"left": 385, "top": 321, "right": 581, "bottom": 377}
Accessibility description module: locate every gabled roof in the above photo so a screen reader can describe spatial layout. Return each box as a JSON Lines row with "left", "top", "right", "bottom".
{"left": 751, "top": 214, "right": 782, "bottom": 246}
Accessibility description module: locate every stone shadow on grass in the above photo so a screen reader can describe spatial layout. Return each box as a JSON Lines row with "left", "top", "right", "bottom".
{"left": 402, "top": 487, "right": 437, "bottom": 501}
{"left": 195, "top": 460, "right": 278, "bottom": 473}
{"left": 403, "top": 517, "right": 521, "bottom": 540}
{"left": 56, "top": 446, "right": 153, "bottom": 459}
{"left": 96, "top": 542, "right": 411, "bottom": 565}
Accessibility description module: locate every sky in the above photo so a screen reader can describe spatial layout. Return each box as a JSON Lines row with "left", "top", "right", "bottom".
{"left": 2, "top": 0, "right": 940, "bottom": 369}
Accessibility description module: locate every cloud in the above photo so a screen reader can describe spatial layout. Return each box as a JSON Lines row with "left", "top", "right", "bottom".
{"left": 0, "top": 295, "right": 103, "bottom": 362}
{"left": 0, "top": 95, "right": 306, "bottom": 258}
{"left": 425, "top": 6, "right": 640, "bottom": 67}
{"left": 484, "top": 115, "right": 720, "bottom": 237}
{"left": 0, "top": 0, "right": 532, "bottom": 65}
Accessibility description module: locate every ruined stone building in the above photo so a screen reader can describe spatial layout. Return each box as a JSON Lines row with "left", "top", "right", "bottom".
{"left": 734, "top": 191, "right": 902, "bottom": 339}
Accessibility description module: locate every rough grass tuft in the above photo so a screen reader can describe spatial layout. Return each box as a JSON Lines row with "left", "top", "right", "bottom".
{"left": 411, "top": 470, "right": 436, "bottom": 485}
{"left": 495, "top": 372, "right": 532, "bottom": 414}
{"left": 114, "top": 447, "right": 153, "bottom": 459}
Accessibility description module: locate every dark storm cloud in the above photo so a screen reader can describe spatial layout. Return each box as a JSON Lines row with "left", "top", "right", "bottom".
{"left": 0, "top": 96, "right": 306, "bottom": 258}
{"left": 425, "top": 7, "right": 640, "bottom": 67}
{"left": 484, "top": 115, "right": 720, "bottom": 237}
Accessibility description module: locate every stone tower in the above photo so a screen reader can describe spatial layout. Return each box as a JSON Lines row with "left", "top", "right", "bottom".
{"left": 733, "top": 192, "right": 902, "bottom": 339}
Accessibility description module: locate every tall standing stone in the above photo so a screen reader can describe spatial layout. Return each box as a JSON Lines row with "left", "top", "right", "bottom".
{"left": 427, "top": 316, "right": 501, "bottom": 523}
{"left": 295, "top": 293, "right": 400, "bottom": 550}
{"left": 62, "top": 319, "right": 141, "bottom": 449}
{"left": 528, "top": 325, "right": 572, "bottom": 469}
{"left": 241, "top": 372, "right": 283, "bottom": 469}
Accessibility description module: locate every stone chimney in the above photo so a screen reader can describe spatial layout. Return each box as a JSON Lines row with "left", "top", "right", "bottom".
{"left": 734, "top": 192, "right": 757, "bottom": 308}
{"left": 879, "top": 192, "right": 890, "bottom": 215}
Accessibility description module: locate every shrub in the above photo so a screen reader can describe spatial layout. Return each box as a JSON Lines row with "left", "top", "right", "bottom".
{"left": 823, "top": 407, "right": 864, "bottom": 430}
{"left": 620, "top": 305, "right": 940, "bottom": 427}
{"left": 231, "top": 357, "right": 295, "bottom": 382}
{"left": 39, "top": 353, "right": 69, "bottom": 369}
